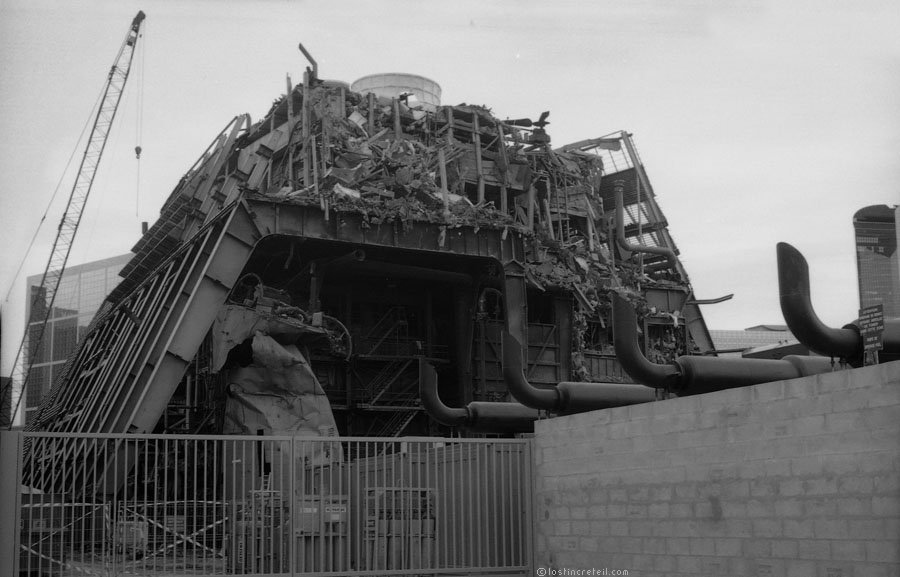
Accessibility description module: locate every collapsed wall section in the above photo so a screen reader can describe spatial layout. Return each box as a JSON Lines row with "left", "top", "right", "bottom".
{"left": 532, "top": 361, "right": 900, "bottom": 576}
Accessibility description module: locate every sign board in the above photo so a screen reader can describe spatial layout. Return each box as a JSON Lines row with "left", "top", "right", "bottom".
{"left": 858, "top": 304, "right": 884, "bottom": 351}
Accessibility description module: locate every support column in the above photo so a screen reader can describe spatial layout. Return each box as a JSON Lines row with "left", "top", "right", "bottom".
{"left": 554, "top": 296, "right": 573, "bottom": 382}
{"left": 456, "top": 288, "right": 475, "bottom": 405}
{"left": 503, "top": 261, "right": 529, "bottom": 364}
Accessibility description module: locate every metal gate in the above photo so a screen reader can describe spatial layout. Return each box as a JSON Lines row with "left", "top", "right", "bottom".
{"left": 1, "top": 432, "right": 533, "bottom": 576}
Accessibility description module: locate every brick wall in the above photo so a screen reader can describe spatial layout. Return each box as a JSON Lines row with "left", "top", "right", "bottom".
{"left": 532, "top": 361, "right": 900, "bottom": 577}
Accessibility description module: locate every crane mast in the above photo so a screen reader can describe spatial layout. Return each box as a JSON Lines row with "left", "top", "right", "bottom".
{"left": 3, "top": 11, "right": 146, "bottom": 428}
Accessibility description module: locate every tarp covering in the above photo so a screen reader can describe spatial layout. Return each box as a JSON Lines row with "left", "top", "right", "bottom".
{"left": 222, "top": 332, "right": 339, "bottom": 439}
{"left": 222, "top": 332, "right": 342, "bottom": 491}
{"left": 212, "top": 305, "right": 330, "bottom": 372}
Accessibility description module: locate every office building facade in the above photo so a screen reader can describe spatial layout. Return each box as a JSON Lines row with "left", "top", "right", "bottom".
{"left": 853, "top": 205, "right": 899, "bottom": 319}
{"left": 23, "top": 254, "right": 131, "bottom": 424}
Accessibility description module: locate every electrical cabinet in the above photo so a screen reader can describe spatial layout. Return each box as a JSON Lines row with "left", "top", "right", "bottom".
{"left": 363, "top": 487, "right": 435, "bottom": 570}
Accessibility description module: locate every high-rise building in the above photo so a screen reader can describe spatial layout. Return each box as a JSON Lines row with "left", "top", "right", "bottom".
{"left": 23, "top": 253, "right": 131, "bottom": 425}
{"left": 0, "top": 376, "right": 11, "bottom": 428}
{"left": 853, "top": 205, "right": 900, "bottom": 319}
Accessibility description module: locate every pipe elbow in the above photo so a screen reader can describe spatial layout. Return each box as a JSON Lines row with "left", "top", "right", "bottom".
{"left": 777, "top": 242, "right": 860, "bottom": 361}
{"left": 420, "top": 357, "right": 540, "bottom": 431}
{"left": 502, "top": 332, "right": 561, "bottom": 410}
{"left": 612, "top": 294, "right": 681, "bottom": 388}
{"left": 503, "top": 330, "right": 657, "bottom": 413}
{"left": 614, "top": 181, "right": 679, "bottom": 272}
{"left": 418, "top": 358, "right": 467, "bottom": 426}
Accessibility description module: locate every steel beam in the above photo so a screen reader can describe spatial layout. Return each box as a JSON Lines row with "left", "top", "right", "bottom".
{"left": 23, "top": 203, "right": 261, "bottom": 492}
{"left": 244, "top": 198, "right": 527, "bottom": 263}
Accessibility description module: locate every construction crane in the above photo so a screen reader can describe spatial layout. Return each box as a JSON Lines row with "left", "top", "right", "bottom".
{"left": 2, "top": 11, "right": 146, "bottom": 428}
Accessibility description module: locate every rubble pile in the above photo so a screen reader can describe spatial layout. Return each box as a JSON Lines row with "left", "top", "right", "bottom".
{"left": 199, "top": 72, "right": 697, "bottom": 373}
{"left": 241, "top": 79, "right": 671, "bottom": 292}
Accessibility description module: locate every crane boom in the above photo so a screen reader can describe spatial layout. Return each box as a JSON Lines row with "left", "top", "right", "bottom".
{"left": 3, "top": 11, "right": 146, "bottom": 428}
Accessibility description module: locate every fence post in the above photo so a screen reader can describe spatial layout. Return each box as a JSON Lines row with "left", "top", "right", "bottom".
{"left": 0, "top": 431, "right": 24, "bottom": 577}
{"left": 524, "top": 436, "right": 536, "bottom": 575}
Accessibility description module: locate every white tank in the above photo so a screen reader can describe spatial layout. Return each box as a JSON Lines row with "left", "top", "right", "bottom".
{"left": 350, "top": 73, "right": 442, "bottom": 109}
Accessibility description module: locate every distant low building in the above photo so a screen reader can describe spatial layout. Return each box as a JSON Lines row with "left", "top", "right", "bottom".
{"left": 709, "top": 325, "right": 802, "bottom": 358}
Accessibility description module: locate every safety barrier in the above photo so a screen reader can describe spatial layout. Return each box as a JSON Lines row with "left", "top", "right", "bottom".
{"left": 1, "top": 432, "right": 533, "bottom": 576}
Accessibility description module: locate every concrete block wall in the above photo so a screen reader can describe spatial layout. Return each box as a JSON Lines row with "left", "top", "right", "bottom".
{"left": 532, "top": 361, "right": 900, "bottom": 577}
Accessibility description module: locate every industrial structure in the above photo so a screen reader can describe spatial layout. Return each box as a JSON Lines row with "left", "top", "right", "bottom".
{"left": 22, "top": 57, "right": 717, "bottom": 444}
{"left": 7, "top": 15, "right": 900, "bottom": 577}
{"left": 5, "top": 30, "right": 720, "bottom": 574}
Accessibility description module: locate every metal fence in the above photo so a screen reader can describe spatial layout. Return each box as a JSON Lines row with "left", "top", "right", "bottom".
{"left": 1, "top": 432, "right": 533, "bottom": 576}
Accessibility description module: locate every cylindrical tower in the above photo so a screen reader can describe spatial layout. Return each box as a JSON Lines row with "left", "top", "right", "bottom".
{"left": 351, "top": 73, "right": 442, "bottom": 109}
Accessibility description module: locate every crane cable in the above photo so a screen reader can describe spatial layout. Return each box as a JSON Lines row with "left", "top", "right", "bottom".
{"left": 5, "top": 19, "right": 148, "bottom": 304}
{"left": 2, "top": 87, "right": 106, "bottom": 304}
{"left": 135, "top": 20, "right": 146, "bottom": 216}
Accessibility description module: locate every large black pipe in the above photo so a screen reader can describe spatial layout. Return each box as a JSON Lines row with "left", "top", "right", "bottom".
{"left": 777, "top": 242, "right": 900, "bottom": 365}
{"left": 501, "top": 332, "right": 658, "bottom": 412}
{"left": 612, "top": 294, "right": 836, "bottom": 394}
{"left": 419, "top": 359, "right": 540, "bottom": 433}
{"left": 614, "top": 180, "right": 679, "bottom": 272}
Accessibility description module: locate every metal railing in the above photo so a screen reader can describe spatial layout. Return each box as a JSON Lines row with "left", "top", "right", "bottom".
{"left": 2, "top": 432, "right": 533, "bottom": 576}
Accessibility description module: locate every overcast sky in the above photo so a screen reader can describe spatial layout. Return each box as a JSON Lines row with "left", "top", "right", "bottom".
{"left": 2, "top": 0, "right": 899, "bottom": 378}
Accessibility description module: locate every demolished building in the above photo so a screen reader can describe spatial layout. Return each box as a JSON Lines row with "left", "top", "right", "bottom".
{"left": 26, "top": 66, "right": 716, "bottom": 456}
{"left": 12, "top": 31, "right": 900, "bottom": 576}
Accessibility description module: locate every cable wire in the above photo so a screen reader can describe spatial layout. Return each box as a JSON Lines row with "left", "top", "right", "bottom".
{"left": 135, "top": 18, "right": 146, "bottom": 216}
{"left": 2, "top": 85, "right": 105, "bottom": 303}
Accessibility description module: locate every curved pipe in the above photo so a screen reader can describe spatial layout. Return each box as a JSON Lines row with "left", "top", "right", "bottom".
{"left": 419, "top": 359, "right": 539, "bottom": 433}
{"left": 777, "top": 242, "right": 900, "bottom": 364}
{"left": 777, "top": 242, "right": 860, "bottom": 360}
{"left": 298, "top": 43, "right": 318, "bottom": 80}
{"left": 501, "top": 332, "right": 658, "bottom": 412}
{"left": 612, "top": 294, "right": 836, "bottom": 394}
{"left": 611, "top": 296, "right": 681, "bottom": 389}
{"left": 614, "top": 180, "right": 679, "bottom": 271}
